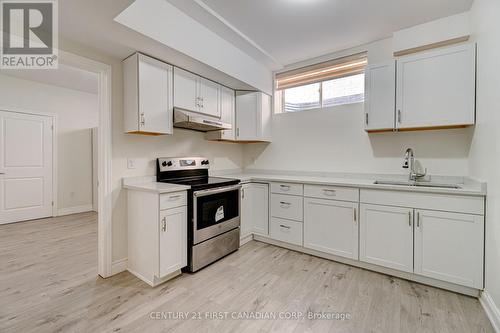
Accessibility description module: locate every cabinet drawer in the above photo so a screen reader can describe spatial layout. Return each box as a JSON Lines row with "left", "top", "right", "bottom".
{"left": 270, "top": 218, "right": 303, "bottom": 246}
{"left": 360, "top": 189, "right": 484, "bottom": 215}
{"left": 160, "top": 192, "right": 187, "bottom": 210}
{"left": 271, "top": 194, "right": 303, "bottom": 222}
{"left": 270, "top": 182, "right": 303, "bottom": 196}
{"left": 304, "top": 184, "right": 359, "bottom": 202}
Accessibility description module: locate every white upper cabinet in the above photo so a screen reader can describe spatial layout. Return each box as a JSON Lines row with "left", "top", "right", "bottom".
{"left": 205, "top": 86, "right": 235, "bottom": 141}
{"left": 364, "top": 60, "right": 396, "bottom": 131}
{"left": 235, "top": 91, "right": 272, "bottom": 142}
{"left": 396, "top": 43, "right": 476, "bottom": 130}
{"left": 123, "top": 53, "right": 173, "bottom": 135}
{"left": 414, "top": 209, "right": 484, "bottom": 289}
{"left": 173, "top": 68, "right": 220, "bottom": 117}
{"left": 304, "top": 198, "right": 359, "bottom": 260}
{"left": 173, "top": 67, "right": 199, "bottom": 112}
{"left": 199, "top": 78, "right": 220, "bottom": 118}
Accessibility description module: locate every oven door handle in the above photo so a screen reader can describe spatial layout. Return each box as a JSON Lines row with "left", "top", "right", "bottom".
{"left": 193, "top": 184, "right": 242, "bottom": 198}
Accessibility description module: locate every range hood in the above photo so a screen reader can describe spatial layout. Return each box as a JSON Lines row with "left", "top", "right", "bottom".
{"left": 173, "top": 109, "right": 231, "bottom": 132}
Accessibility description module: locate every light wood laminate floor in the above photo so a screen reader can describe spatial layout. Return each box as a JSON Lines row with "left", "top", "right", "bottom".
{"left": 0, "top": 212, "right": 493, "bottom": 333}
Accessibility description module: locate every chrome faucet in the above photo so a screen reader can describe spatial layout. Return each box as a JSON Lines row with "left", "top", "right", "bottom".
{"left": 403, "top": 148, "right": 427, "bottom": 181}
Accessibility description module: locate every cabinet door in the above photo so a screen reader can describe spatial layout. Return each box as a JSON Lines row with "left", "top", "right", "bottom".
{"left": 138, "top": 56, "right": 173, "bottom": 134}
{"left": 360, "top": 204, "right": 413, "bottom": 272}
{"left": 259, "top": 93, "right": 272, "bottom": 141}
{"left": 304, "top": 198, "right": 358, "bottom": 260}
{"left": 241, "top": 183, "right": 269, "bottom": 237}
{"left": 414, "top": 210, "right": 484, "bottom": 288}
{"left": 173, "top": 68, "right": 199, "bottom": 112}
{"left": 159, "top": 206, "right": 187, "bottom": 277}
{"left": 199, "top": 78, "right": 220, "bottom": 117}
{"left": 219, "top": 86, "right": 235, "bottom": 140}
{"left": 236, "top": 92, "right": 259, "bottom": 140}
{"left": 364, "top": 61, "right": 396, "bottom": 131}
{"left": 396, "top": 44, "right": 475, "bottom": 129}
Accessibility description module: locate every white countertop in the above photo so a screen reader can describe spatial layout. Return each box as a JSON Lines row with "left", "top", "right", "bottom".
{"left": 122, "top": 176, "right": 190, "bottom": 194}
{"left": 214, "top": 171, "right": 486, "bottom": 196}
{"left": 122, "top": 171, "right": 486, "bottom": 196}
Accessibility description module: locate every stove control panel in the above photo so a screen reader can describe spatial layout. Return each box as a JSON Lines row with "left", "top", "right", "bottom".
{"left": 157, "top": 157, "right": 209, "bottom": 172}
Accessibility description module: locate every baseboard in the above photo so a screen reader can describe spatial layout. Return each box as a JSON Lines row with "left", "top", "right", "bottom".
{"left": 58, "top": 204, "right": 93, "bottom": 216}
{"left": 480, "top": 290, "right": 500, "bottom": 332}
{"left": 240, "top": 233, "right": 254, "bottom": 246}
{"left": 111, "top": 258, "right": 128, "bottom": 275}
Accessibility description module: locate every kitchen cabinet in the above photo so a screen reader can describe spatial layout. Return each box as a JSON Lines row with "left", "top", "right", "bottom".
{"left": 206, "top": 86, "right": 236, "bottom": 141}
{"left": 364, "top": 60, "right": 396, "bottom": 131}
{"left": 304, "top": 198, "right": 359, "bottom": 260}
{"left": 359, "top": 204, "right": 414, "bottom": 273}
{"left": 127, "top": 190, "right": 188, "bottom": 286}
{"left": 396, "top": 43, "right": 476, "bottom": 130}
{"left": 173, "top": 67, "right": 220, "bottom": 118}
{"left": 241, "top": 183, "right": 269, "bottom": 239}
{"left": 414, "top": 209, "right": 484, "bottom": 289}
{"left": 159, "top": 206, "right": 187, "bottom": 277}
{"left": 235, "top": 91, "right": 272, "bottom": 142}
{"left": 123, "top": 53, "right": 173, "bottom": 135}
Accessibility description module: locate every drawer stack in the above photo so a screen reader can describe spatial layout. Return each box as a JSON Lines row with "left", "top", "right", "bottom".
{"left": 269, "top": 182, "right": 304, "bottom": 246}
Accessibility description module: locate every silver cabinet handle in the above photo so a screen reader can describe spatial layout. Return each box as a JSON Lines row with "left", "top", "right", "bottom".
{"left": 365, "top": 113, "right": 369, "bottom": 125}
{"left": 397, "top": 109, "right": 402, "bottom": 124}
{"left": 162, "top": 217, "right": 167, "bottom": 232}
{"left": 140, "top": 112, "right": 145, "bottom": 127}
{"left": 241, "top": 188, "right": 245, "bottom": 199}
{"left": 236, "top": 128, "right": 240, "bottom": 137}
{"left": 353, "top": 208, "right": 357, "bottom": 223}
{"left": 280, "top": 185, "right": 291, "bottom": 191}
{"left": 168, "top": 195, "right": 182, "bottom": 200}
{"left": 408, "top": 211, "right": 412, "bottom": 227}
{"left": 0, "top": 172, "right": 4, "bottom": 175}
{"left": 323, "top": 189, "right": 336, "bottom": 196}
{"left": 417, "top": 212, "right": 420, "bottom": 228}
{"left": 280, "top": 201, "right": 291, "bottom": 208}
{"left": 279, "top": 224, "right": 291, "bottom": 230}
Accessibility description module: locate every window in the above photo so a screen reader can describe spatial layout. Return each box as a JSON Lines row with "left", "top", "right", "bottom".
{"left": 276, "top": 53, "right": 367, "bottom": 113}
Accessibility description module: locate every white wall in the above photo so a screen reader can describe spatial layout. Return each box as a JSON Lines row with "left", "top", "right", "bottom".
{"left": 57, "top": 37, "right": 245, "bottom": 262}
{"left": 469, "top": 0, "right": 500, "bottom": 322}
{"left": 0, "top": 74, "right": 99, "bottom": 213}
{"left": 244, "top": 38, "right": 474, "bottom": 176}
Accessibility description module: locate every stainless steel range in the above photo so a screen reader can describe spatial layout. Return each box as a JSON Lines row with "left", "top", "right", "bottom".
{"left": 156, "top": 157, "right": 241, "bottom": 272}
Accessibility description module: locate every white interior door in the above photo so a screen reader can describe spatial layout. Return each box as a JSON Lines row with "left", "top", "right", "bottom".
{"left": 0, "top": 111, "right": 53, "bottom": 224}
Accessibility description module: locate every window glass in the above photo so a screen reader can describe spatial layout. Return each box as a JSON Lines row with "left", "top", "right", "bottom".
{"left": 283, "top": 83, "right": 320, "bottom": 113}
{"left": 322, "top": 73, "right": 365, "bottom": 108}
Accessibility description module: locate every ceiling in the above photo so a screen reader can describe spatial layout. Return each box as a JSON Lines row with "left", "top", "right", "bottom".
{"left": 0, "top": 64, "right": 99, "bottom": 94}
{"left": 55, "top": 0, "right": 258, "bottom": 90}
{"left": 197, "top": 0, "right": 474, "bottom": 66}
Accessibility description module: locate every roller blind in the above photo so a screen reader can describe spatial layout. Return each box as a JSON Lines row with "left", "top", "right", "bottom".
{"left": 275, "top": 52, "right": 367, "bottom": 90}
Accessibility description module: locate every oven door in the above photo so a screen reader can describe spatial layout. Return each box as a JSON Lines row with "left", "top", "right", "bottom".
{"left": 193, "top": 184, "right": 241, "bottom": 244}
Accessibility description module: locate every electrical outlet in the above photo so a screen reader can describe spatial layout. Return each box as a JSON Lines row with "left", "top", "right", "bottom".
{"left": 127, "top": 159, "right": 136, "bottom": 169}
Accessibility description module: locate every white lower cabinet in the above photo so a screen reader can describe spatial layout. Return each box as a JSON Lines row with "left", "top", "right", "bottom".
{"left": 240, "top": 183, "right": 269, "bottom": 239}
{"left": 159, "top": 206, "right": 187, "bottom": 277}
{"left": 304, "top": 198, "right": 359, "bottom": 260}
{"left": 127, "top": 189, "right": 188, "bottom": 287}
{"left": 270, "top": 217, "right": 303, "bottom": 246}
{"left": 359, "top": 204, "right": 414, "bottom": 273}
{"left": 414, "top": 209, "right": 484, "bottom": 289}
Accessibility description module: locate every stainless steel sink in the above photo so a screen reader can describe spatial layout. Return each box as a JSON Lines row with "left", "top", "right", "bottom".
{"left": 374, "top": 180, "right": 462, "bottom": 189}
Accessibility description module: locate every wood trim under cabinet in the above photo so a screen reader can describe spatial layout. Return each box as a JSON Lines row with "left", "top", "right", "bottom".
{"left": 366, "top": 124, "right": 472, "bottom": 133}
{"left": 393, "top": 36, "right": 470, "bottom": 57}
